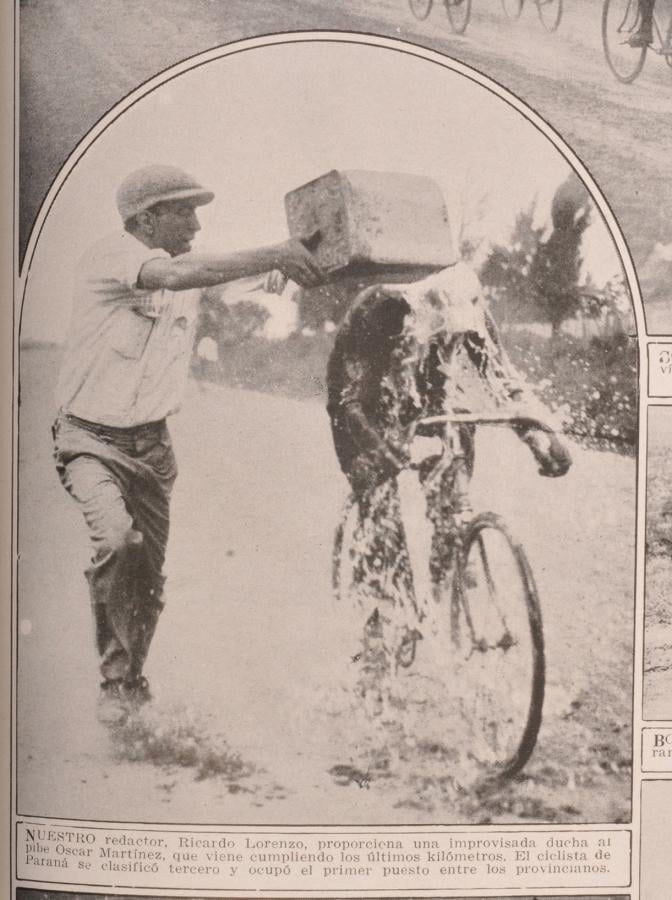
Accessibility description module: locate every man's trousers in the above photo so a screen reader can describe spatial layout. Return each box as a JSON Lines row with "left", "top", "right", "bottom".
{"left": 52, "top": 413, "right": 177, "bottom": 684}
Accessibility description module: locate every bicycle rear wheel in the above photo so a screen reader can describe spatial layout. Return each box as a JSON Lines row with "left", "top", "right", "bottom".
{"left": 537, "top": 0, "right": 562, "bottom": 31}
{"left": 444, "top": 0, "right": 472, "bottom": 34}
{"left": 451, "top": 512, "right": 544, "bottom": 779}
{"left": 501, "top": 0, "right": 524, "bottom": 20}
{"left": 602, "top": 0, "right": 647, "bottom": 82}
{"left": 409, "top": 0, "right": 434, "bottom": 19}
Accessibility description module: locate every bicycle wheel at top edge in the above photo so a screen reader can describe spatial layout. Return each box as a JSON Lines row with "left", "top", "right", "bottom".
{"left": 453, "top": 511, "right": 545, "bottom": 780}
{"left": 537, "top": 0, "right": 562, "bottom": 32}
{"left": 409, "top": 0, "right": 434, "bottom": 20}
{"left": 501, "top": 0, "right": 524, "bottom": 20}
{"left": 602, "top": 0, "right": 647, "bottom": 82}
{"left": 444, "top": 0, "right": 472, "bottom": 34}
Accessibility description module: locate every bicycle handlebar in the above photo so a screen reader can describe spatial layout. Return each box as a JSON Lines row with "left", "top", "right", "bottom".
{"left": 416, "top": 412, "right": 556, "bottom": 434}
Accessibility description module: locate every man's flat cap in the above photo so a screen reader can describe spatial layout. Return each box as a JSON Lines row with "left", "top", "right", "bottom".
{"left": 116, "top": 164, "right": 214, "bottom": 222}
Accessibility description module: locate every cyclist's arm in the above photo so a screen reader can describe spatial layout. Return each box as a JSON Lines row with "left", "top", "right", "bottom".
{"left": 339, "top": 358, "right": 406, "bottom": 468}
{"left": 484, "top": 310, "right": 527, "bottom": 401}
{"left": 482, "top": 313, "right": 572, "bottom": 476}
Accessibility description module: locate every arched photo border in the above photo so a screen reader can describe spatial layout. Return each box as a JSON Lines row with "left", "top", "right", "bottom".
{"left": 11, "top": 32, "right": 646, "bottom": 836}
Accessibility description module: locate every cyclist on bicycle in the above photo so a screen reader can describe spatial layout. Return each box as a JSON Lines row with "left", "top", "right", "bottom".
{"left": 327, "top": 261, "right": 571, "bottom": 707}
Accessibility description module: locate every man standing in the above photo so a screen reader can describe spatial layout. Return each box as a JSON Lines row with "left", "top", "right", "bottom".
{"left": 53, "top": 164, "right": 323, "bottom": 724}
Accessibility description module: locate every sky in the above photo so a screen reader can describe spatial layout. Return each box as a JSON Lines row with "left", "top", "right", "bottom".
{"left": 20, "top": 40, "right": 625, "bottom": 343}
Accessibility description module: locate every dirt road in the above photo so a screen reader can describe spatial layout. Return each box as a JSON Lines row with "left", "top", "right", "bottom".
{"left": 19, "top": 0, "right": 672, "bottom": 329}
{"left": 18, "top": 346, "right": 633, "bottom": 824}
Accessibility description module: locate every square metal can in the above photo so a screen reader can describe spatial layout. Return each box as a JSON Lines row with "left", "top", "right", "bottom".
{"left": 284, "top": 169, "right": 456, "bottom": 277}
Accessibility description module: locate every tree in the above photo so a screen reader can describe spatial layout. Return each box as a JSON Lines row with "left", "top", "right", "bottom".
{"left": 480, "top": 173, "right": 593, "bottom": 335}
{"left": 529, "top": 172, "right": 592, "bottom": 335}
{"left": 479, "top": 201, "right": 544, "bottom": 325}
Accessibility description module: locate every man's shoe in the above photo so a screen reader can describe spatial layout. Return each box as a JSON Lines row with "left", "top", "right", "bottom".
{"left": 125, "top": 675, "right": 152, "bottom": 707}
{"left": 628, "top": 30, "right": 652, "bottom": 47}
{"left": 97, "top": 679, "right": 130, "bottom": 726}
{"left": 97, "top": 676, "right": 151, "bottom": 725}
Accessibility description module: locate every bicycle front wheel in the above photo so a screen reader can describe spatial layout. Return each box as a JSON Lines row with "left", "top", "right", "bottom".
{"left": 602, "top": 0, "right": 647, "bottom": 82}
{"left": 537, "top": 0, "right": 562, "bottom": 31}
{"left": 409, "top": 0, "right": 434, "bottom": 19}
{"left": 444, "top": 0, "right": 472, "bottom": 33}
{"left": 501, "top": 0, "right": 524, "bottom": 20}
{"left": 451, "top": 512, "right": 544, "bottom": 779}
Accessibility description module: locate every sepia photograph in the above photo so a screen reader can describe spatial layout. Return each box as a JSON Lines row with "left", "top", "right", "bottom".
{"left": 15, "top": 37, "right": 638, "bottom": 830}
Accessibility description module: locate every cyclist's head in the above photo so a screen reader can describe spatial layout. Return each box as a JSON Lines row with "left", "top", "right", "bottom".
{"left": 403, "top": 262, "right": 487, "bottom": 345}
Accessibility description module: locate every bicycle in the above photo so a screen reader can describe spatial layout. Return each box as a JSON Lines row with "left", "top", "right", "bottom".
{"left": 408, "top": 0, "right": 473, "bottom": 35}
{"left": 333, "top": 410, "right": 550, "bottom": 780}
{"left": 602, "top": 0, "right": 672, "bottom": 82}
{"left": 501, "top": 0, "right": 563, "bottom": 32}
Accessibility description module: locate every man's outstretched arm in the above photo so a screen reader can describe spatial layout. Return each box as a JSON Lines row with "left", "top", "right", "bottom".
{"left": 138, "top": 238, "right": 324, "bottom": 291}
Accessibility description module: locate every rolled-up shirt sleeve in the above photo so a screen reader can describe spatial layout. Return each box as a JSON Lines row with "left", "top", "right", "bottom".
{"left": 86, "top": 233, "right": 169, "bottom": 318}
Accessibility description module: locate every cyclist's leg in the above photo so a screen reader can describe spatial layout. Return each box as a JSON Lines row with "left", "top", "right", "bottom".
{"left": 348, "top": 470, "right": 417, "bottom": 707}
{"left": 630, "top": 0, "right": 654, "bottom": 44}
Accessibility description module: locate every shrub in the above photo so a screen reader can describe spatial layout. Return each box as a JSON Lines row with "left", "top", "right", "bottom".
{"left": 193, "top": 324, "right": 637, "bottom": 456}
{"left": 503, "top": 329, "right": 637, "bottom": 455}
{"left": 194, "top": 331, "right": 333, "bottom": 401}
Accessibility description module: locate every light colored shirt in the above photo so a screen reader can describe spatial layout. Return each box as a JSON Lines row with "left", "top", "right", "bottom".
{"left": 56, "top": 231, "right": 200, "bottom": 427}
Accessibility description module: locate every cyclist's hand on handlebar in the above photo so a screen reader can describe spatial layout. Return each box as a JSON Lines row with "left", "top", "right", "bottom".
{"left": 544, "top": 435, "right": 572, "bottom": 477}
{"left": 372, "top": 439, "right": 408, "bottom": 477}
{"left": 523, "top": 430, "right": 572, "bottom": 478}
{"left": 375, "top": 450, "right": 403, "bottom": 480}
{"left": 275, "top": 236, "right": 325, "bottom": 288}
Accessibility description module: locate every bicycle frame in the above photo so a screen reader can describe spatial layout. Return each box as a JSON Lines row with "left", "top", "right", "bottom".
{"left": 652, "top": 9, "right": 672, "bottom": 56}
{"left": 393, "top": 409, "right": 555, "bottom": 631}
{"left": 333, "top": 409, "right": 549, "bottom": 778}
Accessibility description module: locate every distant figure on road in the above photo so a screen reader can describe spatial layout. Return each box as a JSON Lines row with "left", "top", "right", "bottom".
{"left": 53, "top": 164, "right": 323, "bottom": 725}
